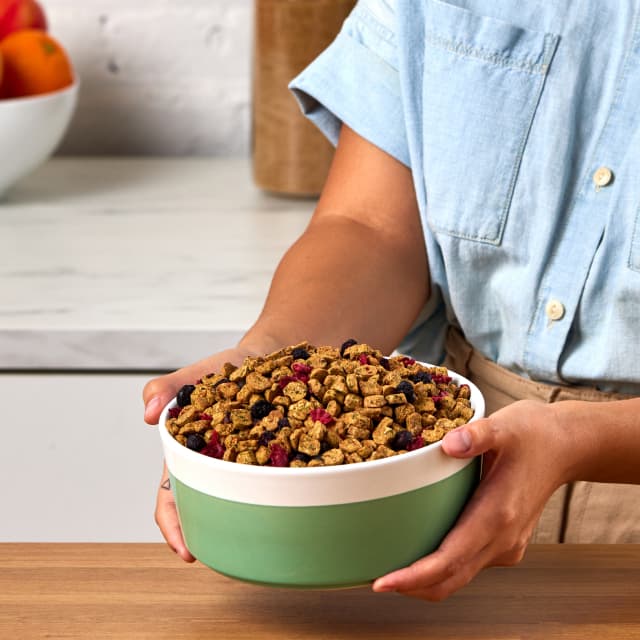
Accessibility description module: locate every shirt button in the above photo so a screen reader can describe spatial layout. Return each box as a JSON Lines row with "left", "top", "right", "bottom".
{"left": 545, "top": 299, "right": 565, "bottom": 322}
{"left": 593, "top": 166, "right": 613, "bottom": 189}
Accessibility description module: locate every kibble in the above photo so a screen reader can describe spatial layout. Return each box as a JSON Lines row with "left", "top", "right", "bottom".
{"left": 165, "top": 341, "right": 474, "bottom": 467}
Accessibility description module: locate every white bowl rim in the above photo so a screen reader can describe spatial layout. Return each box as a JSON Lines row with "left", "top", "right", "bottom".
{"left": 159, "top": 362, "right": 486, "bottom": 505}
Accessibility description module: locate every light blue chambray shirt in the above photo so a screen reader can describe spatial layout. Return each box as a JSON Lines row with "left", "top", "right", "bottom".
{"left": 290, "top": 0, "right": 640, "bottom": 394}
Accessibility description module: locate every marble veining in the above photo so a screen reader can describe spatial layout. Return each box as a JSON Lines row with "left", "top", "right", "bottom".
{"left": 0, "top": 158, "right": 315, "bottom": 369}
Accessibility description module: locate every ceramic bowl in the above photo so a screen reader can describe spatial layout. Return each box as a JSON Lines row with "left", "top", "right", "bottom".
{"left": 159, "top": 365, "right": 485, "bottom": 589}
{"left": 0, "top": 82, "right": 79, "bottom": 198}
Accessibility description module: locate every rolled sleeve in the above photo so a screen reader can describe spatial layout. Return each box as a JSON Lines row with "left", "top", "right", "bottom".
{"left": 289, "top": 3, "right": 410, "bottom": 167}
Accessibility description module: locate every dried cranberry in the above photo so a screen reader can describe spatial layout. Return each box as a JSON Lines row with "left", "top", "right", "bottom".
{"left": 278, "top": 375, "right": 297, "bottom": 389}
{"left": 358, "top": 354, "right": 369, "bottom": 365}
{"left": 402, "top": 357, "right": 416, "bottom": 366}
{"left": 407, "top": 435, "right": 425, "bottom": 451}
{"left": 168, "top": 407, "right": 181, "bottom": 419}
{"left": 200, "top": 431, "right": 225, "bottom": 459}
{"left": 199, "top": 413, "right": 212, "bottom": 421}
{"left": 432, "top": 374, "right": 452, "bottom": 384}
{"left": 433, "top": 391, "right": 449, "bottom": 405}
{"left": 269, "top": 443, "right": 290, "bottom": 467}
{"left": 309, "top": 407, "right": 334, "bottom": 425}
{"left": 292, "top": 362, "right": 312, "bottom": 376}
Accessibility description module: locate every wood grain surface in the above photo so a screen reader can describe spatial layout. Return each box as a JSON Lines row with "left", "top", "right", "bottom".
{"left": 1, "top": 544, "right": 639, "bottom": 639}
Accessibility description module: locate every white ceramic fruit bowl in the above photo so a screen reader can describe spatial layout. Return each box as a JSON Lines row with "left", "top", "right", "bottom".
{"left": 0, "top": 81, "right": 78, "bottom": 198}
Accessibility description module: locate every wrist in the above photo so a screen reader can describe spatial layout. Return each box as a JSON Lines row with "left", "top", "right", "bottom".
{"left": 547, "top": 401, "right": 599, "bottom": 485}
{"left": 549, "top": 398, "right": 640, "bottom": 485}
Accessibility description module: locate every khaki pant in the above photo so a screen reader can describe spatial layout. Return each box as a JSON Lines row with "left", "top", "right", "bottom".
{"left": 444, "top": 327, "right": 640, "bottom": 543}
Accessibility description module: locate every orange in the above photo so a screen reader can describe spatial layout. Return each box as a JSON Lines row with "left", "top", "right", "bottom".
{"left": 0, "top": 50, "right": 3, "bottom": 89}
{"left": 0, "top": 29, "right": 73, "bottom": 98}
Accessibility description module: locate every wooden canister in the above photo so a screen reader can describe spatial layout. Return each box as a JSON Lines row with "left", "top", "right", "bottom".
{"left": 252, "top": 0, "right": 356, "bottom": 196}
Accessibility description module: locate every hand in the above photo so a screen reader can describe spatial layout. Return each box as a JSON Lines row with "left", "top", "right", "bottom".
{"left": 143, "top": 346, "right": 261, "bottom": 562}
{"left": 372, "top": 399, "right": 575, "bottom": 601}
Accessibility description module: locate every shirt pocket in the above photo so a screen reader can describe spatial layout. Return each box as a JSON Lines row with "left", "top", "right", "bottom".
{"left": 422, "top": 0, "right": 559, "bottom": 244}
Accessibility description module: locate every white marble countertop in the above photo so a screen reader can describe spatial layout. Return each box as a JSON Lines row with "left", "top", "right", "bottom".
{"left": 0, "top": 158, "right": 315, "bottom": 370}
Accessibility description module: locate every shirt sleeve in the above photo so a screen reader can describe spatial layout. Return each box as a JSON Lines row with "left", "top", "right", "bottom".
{"left": 289, "top": 0, "right": 410, "bottom": 167}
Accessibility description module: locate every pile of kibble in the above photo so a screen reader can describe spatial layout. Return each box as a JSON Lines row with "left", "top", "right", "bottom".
{"left": 165, "top": 339, "right": 474, "bottom": 467}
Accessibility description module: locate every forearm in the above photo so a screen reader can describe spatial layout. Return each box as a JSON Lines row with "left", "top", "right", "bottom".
{"left": 240, "top": 214, "right": 429, "bottom": 355}
{"left": 239, "top": 124, "right": 429, "bottom": 357}
{"left": 555, "top": 398, "right": 640, "bottom": 485}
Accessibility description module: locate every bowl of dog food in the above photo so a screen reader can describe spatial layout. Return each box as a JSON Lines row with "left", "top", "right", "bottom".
{"left": 159, "top": 340, "right": 485, "bottom": 589}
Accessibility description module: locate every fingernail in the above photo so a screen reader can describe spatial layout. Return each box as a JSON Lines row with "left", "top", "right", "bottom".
{"left": 144, "top": 396, "right": 161, "bottom": 421}
{"left": 372, "top": 579, "right": 396, "bottom": 593}
{"left": 444, "top": 428, "right": 472, "bottom": 454}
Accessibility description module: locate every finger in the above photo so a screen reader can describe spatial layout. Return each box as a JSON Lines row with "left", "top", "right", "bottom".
{"left": 155, "top": 472, "right": 196, "bottom": 563}
{"left": 372, "top": 534, "right": 491, "bottom": 594}
{"left": 143, "top": 349, "right": 241, "bottom": 425}
{"left": 400, "top": 567, "right": 479, "bottom": 602}
{"left": 441, "top": 417, "right": 503, "bottom": 458}
{"left": 143, "top": 368, "right": 203, "bottom": 425}
{"left": 373, "top": 469, "right": 515, "bottom": 593}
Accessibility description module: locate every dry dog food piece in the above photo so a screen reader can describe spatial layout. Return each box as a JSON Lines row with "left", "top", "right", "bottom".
{"left": 165, "top": 340, "right": 474, "bottom": 467}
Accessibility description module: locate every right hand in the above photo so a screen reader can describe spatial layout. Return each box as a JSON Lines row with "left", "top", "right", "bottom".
{"left": 143, "top": 346, "right": 261, "bottom": 561}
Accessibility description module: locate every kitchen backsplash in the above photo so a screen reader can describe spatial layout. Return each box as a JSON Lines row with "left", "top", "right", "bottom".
{"left": 46, "top": 0, "right": 253, "bottom": 155}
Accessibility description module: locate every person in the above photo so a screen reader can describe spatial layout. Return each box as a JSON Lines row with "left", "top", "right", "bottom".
{"left": 143, "top": 0, "right": 640, "bottom": 601}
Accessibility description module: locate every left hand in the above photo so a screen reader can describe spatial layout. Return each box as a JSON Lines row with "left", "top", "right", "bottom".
{"left": 372, "top": 399, "right": 575, "bottom": 601}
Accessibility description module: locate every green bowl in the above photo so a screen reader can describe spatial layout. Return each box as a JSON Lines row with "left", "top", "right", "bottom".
{"left": 159, "top": 366, "right": 484, "bottom": 589}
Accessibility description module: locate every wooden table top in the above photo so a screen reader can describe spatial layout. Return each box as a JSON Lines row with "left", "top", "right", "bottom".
{"left": 1, "top": 544, "right": 639, "bottom": 639}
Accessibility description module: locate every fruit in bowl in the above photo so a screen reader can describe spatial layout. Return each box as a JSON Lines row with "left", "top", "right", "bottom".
{"left": 159, "top": 341, "right": 485, "bottom": 589}
{"left": 0, "top": 0, "right": 47, "bottom": 41}
{"left": 0, "top": 29, "right": 74, "bottom": 98}
{"left": 0, "top": 1, "right": 77, "bottom": 197}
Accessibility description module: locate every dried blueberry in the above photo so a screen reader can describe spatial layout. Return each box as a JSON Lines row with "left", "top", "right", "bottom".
{"left": 292, "top": 347, "right": 310, "bottom": 360}
{"left": 176, "top": 384, "right": 196, "bottom": 407}
{"left": 258, "top": 431, "right": 276, "bottom": 447}
{"left": 380, "top": 357, "right": 390, "bottom": 370}
{"left": 340, "top": 338, "right": 358, "bottom": 356}
{"left": 250, "top": 399, "right": 274, "bottom": 420}
{"left": 410, "top": 371, "right": 432, "bottom": 384}
{"left": 186, "top": 433, "right": 206, "bottom": 451}
{"left": 277, "top": 417, "right": 290, "bottom": 429}
{"left": 396, "top": 380, "right": 415, "bottom": 403}
{"left": 293, "top": 452, "right": 311, "bottom": 463}
{"left": 393, "top": 429, "right": 413, "bottom": 451}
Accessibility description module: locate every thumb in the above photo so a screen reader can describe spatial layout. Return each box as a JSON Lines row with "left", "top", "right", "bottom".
{"left": 143, "top": 368, "right": 203, "bottom": 425}
{"left": 441, "top": 418, "right": 499, "bottom": 458}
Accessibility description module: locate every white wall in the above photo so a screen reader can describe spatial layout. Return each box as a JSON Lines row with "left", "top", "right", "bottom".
{"left": 44, "top": 0, "right": 253, "bottom": 155}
